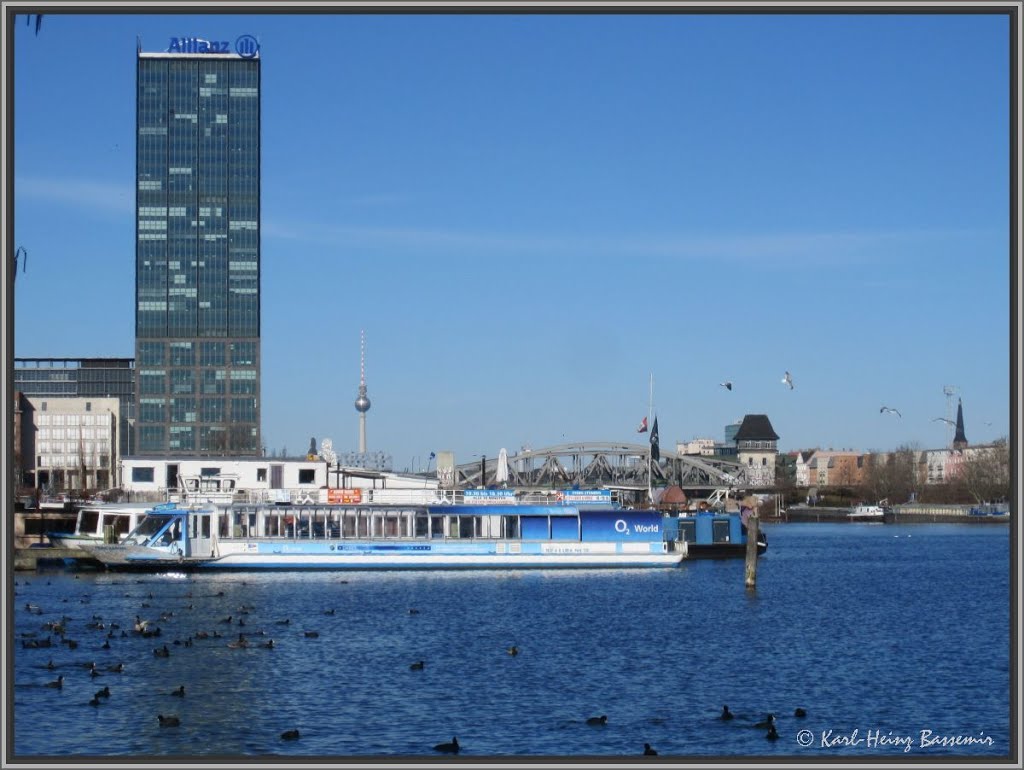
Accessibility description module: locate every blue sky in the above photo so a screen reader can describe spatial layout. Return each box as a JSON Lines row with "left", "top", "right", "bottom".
{"left": 10, "top": 8, "right": 1012, "bottom": 470}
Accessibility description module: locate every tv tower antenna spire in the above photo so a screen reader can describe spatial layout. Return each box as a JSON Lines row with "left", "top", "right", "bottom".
{"left": 354, "top": 330, "right": 371, "bottom": 453}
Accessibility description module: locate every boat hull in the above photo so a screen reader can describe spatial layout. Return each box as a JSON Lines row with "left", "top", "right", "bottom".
{"left": 46, "top": 533, "right": 97, "bottom": 550}
{"left": 687, "top": 541, "right": 768, "bottom": 559}
{"left": 85, "top": 539, "right": 686, "bottom": 571}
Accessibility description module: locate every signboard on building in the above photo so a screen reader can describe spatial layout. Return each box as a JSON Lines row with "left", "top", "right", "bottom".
{"left": 327, "top": 489, "right": 362, "bottom": 504}
{"left": 464, "top": 489, "right": 516, "bottom": 502}
{"left": 560, "top": 489, "right": 612, "bottom": 504}
{"left": 166, "top": 35, "right": 260, "bottom": 58}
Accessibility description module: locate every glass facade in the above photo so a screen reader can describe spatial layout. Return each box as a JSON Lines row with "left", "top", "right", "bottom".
{"left": 14, "top": 358, "right": 135, "bottom": 458}
{"left": 135, "top": 51, "right": 261, "bottom": 455}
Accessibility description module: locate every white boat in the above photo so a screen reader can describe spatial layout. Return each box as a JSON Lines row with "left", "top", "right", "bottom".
{"left": 81, "top": 501, "right": 688, "bottom": 571}
{"left": 47, "top": 502, "right": 154, "bottom": 550}
{"left": 848, "top": 504, "right": 886, "bottom": 521}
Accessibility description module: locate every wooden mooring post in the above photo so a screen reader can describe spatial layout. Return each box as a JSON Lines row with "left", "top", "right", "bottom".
{"left": 744, "top": 516, "right": 760, "bottom": 589}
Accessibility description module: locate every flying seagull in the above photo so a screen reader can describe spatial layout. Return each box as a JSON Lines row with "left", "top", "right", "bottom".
{"left": 720, "top": 381, "right": 733, "bottom": 391}
{"left": 880, "top": 407, "right": 901, "bottom": 418}
{"left": 782, "top": 371, "right": 794, "bottom": 390}
{"left": 932, "top": 417, "right": 955, "bottom": 426}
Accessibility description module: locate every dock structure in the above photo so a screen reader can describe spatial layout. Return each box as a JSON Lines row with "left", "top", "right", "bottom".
{"left": 13, "top": 547, "right": 99, "bottom": 571}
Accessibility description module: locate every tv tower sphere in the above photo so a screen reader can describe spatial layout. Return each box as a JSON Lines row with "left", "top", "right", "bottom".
{"left": 355, "top": 388, "right": 371, "bottom": 413}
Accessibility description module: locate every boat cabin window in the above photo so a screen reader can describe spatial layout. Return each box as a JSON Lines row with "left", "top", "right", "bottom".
{"left": 111, "top": 515, "right": 134, "bottom": 536}
{"left": 458, "top": 516, "right": 479, "bottom": 539}
{"left": 712, "top": 519, "right": 731, "bottom": 543}
{"left": 430, "top": 515, "right": 446, "bottom": 538}
{"left": 160, "top": 520, "right": 182, "bottom": 545}
{"left": 415, "top": 513, "right": 429, "bottom": 538}
{"left": 189, "top": 513, "right": 211, "bottom": 538}
{"left": 678, "top": 521, "right": 696, "bottom": 543}
{"left": 502, "top": 516, "right": 520, "bottom": 539}
{"left": 126, "top": 514, "right": 174, "bottom": 544}
{"left": 79, "top": 510, "right": 100, "bottom": 535}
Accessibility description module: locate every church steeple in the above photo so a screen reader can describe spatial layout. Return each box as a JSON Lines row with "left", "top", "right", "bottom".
{"left": 953, "top": 398, "right": 968, "bottom": 450}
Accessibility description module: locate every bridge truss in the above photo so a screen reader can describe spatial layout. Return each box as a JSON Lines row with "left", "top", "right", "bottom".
{"left": 448, "top": 442, "right": 748, "bottom": 492}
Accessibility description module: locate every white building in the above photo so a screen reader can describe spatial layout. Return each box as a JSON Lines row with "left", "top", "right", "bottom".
{"left": 794, "top": 451, "right": 815, "bottom": 487}
{"left": 21, "top": 396, "right": 121, "bottom": 491}
{"left": 676, "top": 438, "right": 716, "bottom": 456}
{"left": 121, "top": 455, "right": 438, "bottom": 504}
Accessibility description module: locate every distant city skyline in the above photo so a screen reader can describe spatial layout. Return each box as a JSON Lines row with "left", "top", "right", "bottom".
{"left": 9, "top": 6, "right": 1015, "bottom": 468}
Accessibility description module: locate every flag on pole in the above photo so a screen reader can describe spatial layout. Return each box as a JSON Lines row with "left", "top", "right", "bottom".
{"left": 637, "top": 416, "right": 648, "bottom": 433}
{"left": 650, "top": 416, "right": 660, "bottom": 461}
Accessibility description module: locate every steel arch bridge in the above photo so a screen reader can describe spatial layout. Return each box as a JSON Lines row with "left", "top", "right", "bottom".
{"left": 449, "top": 442, "right": 748, "bottom": 491}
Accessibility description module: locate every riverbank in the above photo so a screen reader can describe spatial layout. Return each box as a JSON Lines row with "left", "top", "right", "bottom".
{"left": 768, "top": 505, "right": 1011, "bottom": 525}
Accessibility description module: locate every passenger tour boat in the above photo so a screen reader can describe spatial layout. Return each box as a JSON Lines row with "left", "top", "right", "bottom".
{"left": 81, "top": 501, "right": 688, "bottom": 571}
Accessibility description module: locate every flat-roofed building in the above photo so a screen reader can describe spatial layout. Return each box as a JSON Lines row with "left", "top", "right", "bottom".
{"left": 135, "top": 39, "right": 261, "bottom": 455}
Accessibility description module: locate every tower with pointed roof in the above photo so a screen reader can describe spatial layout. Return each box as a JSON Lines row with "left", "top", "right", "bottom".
{"left": 733, "top": 414, "right": 780, "bottom": 488}
{"left": 952, "top": 398, "right": 968, "bottom": 451}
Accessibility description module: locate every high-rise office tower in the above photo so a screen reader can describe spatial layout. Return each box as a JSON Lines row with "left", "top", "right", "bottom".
{"left": 135, "top": 38, "right": 261, "bottom": 455}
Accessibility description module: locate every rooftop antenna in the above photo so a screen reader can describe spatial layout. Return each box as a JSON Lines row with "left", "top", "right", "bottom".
{"left": 943, "top": 385, "right": 958, "bottom": 447}
{"left": 354, "top": 330, "right": 371, "bottom": 453}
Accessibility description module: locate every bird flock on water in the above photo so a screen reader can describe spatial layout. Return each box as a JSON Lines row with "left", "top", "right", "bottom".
{"left": 14, "top": 577, "right": 811, "bottom": 756}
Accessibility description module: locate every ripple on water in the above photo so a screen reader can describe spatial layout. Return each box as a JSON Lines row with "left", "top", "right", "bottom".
{"left": 12, "top": 524, "right": 1010, "bottom": 757}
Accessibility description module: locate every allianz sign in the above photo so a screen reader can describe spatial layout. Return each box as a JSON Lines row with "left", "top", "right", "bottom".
{"left": 167, "top": 35, "right": 260, "bottom": 58}
{"left": 168, "top": 37, "right": 231, "bottom": 54}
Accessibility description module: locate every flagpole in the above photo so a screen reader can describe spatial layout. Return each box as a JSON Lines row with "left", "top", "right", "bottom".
{"left": 648, "top": 373, "right": 653, "bottom": 503}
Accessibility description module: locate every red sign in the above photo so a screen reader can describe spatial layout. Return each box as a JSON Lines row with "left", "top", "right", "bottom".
{"left": 327, "top": 489, "right": 362, "bottom": 504}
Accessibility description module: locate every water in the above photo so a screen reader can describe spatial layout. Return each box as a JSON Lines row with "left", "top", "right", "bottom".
{"left": 11, "top": 523, "right": 1011, "bottom": 759}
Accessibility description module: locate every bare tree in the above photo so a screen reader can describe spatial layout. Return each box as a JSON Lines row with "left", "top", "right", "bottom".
{"left": 956, "top": 438, "right": 1010, "bottom": 504}
{"left": 861, "top": 444, "right": 920, "bottom": 503}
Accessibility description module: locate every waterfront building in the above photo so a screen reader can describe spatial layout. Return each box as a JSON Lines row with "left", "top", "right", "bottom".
{"left": 806, "top": 449, "right": 864, "bottom": 488}
{"left": 733, "top": 414, "right": 779, "bottom": 487}
{"left": 18, "top": 396, "right": 121, "bottom": 491}
{"left": 793, "top": 450, "right": 815, "bottom": 487}
{"left": 121, "top": 456, "right": 434, "bottom": 503}
{"left": 14, "top": 357, "right": 135, "bottom": 460}
{"left": 676, "top": 438, "right": 716, "bottom": 456}
{"left": 135, "top": 40, "right": 261, "bottom": 455}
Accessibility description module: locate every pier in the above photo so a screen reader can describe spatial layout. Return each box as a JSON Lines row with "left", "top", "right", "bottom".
{"left": 776, "top": 504, "right": 1010, "bottom": 524}
{"left": 13, "top": 547, "right": 100, "bottom": 571}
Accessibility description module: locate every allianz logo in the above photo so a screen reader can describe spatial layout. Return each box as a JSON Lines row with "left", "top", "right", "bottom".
{"left": 168, "top": 37, "right": 230, "bottom": 54}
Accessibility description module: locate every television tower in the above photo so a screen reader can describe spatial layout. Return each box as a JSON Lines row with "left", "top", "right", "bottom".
{"left": 354, "top": 330, "right": 371, "bottom": 453}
